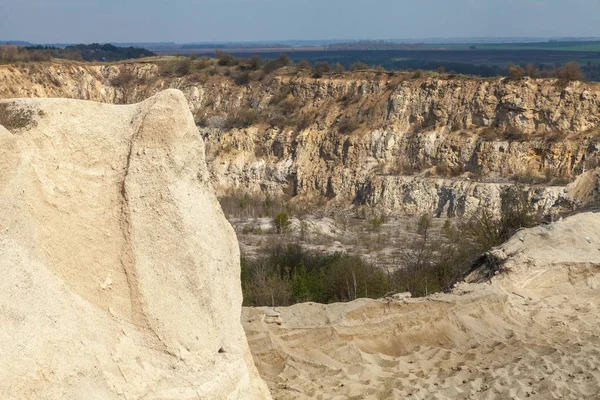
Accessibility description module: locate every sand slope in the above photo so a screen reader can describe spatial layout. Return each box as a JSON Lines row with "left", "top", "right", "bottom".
{"left": 0, "top": 91, "right": 270, "bottom": 399}
{"left": 243, "top": 212, "right": 600, "bottom": 399}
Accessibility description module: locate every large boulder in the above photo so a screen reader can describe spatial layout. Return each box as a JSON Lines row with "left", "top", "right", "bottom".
{"left": 0, "top": 90, "right": 271, "bottom": 399}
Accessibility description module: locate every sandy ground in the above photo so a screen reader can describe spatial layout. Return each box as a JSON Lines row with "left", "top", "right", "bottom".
{"left": 243, "top": 212, "right": 600, "bottom": 399}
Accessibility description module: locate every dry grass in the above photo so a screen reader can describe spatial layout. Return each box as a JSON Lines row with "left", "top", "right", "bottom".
{"left": 0, "top": 103, "right": 38, "bottom": 131}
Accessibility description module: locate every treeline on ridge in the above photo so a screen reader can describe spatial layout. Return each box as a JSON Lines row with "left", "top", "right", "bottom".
{"left": 0, "top": 43, "right": 155, "bottom": 63}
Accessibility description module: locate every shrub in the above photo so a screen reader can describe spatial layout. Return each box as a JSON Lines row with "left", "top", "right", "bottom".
{"left": 0, "top": 103, "right": 37, "bottom": 130}
{"left": 187, "top": 71, "right": 209, "bottom": 83}
{"left": 241, "top": 244, "right": 389, "bottom": 306}
{"left": 215, "top": 50, "right": 237, "bottom": 66}
{"left": 194, "top": 56, "right": 211, "bottom": 70}
{"left": 391, "top": 186, "right": 539, "bottom": 297}
{"left": 277, "top": 53, "right": 292, "bottom": 67}
{"left": 412, "top": 69, "right": 425, "bottom": 79}
{"left": 263, "top": 60, "right": 281, "bottom": 74}
{"left": 333, "top": 63, "right": 345, "bottom": 73}
{"left": 269, "top": 86, "right": 291, "bottom": 105}
{"left": 296, "top": 59, "right": 312, "bottom": 70}
{"left": 274, "top": 212, "right": 291, "bottom": 234}
{"left": 313, "top": 61, "right": 331, "bottom": 78}
{"left": 262, "top": 53, "right": 292, "bottom": 75}
{"left": 244, "top": 55, "right": 263, "bottom": 70}
{"left": 556, "top": 62, "right": 584, "bottom": 82}
{"left": 349, "top": 61, "right": 369, "bottom": 71}
{"left": 338, "top": 116, "right": 360, "bottom": 134}
{"left": 369, "top": 214, "right": 385, "bottom": 231}
{"left": 277, "top": 98, "right": 298, "bottom": 116}
{"left": 224, "top": 109, "right": 259, "bottom": 129}
{"left": 110, "top": 70, "right": 135, "bottom": 86}
{"left": 233, "top": 71, "right": 252, "bottom": 86}
{"left": 296, "top": 112, "right": 314, "bottom": 131}
{"left": 219, "top": 191, "right": 293, "bottom": 219}
{"left": 174, "top": 58, "right": 193, "bottom": 76}
{"left": 508, "top": 65, "right": 525, "bottom": 80}
{"left": 463, "top": 186, "right": 538, "bottom": 250}
{"left": 525, "top": 64, "right": 540, "bottom": 78}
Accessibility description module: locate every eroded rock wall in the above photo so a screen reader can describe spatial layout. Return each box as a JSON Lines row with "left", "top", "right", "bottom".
{"left": 1, "top": 63, "right": 599, "bottom": 216}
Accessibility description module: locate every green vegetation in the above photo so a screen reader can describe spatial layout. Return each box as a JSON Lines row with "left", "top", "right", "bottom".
{"left": 240, "top": 186, "right": 541, "bottom": 305}
{"left": 369, "top": 214, "right": 385, "bottom": 231}
{"left": 219, "top": 191, "right": 295, "bottom": 220}
{"left": 63, "top": 44, "right": 154, "bottom": 61}
{"left": 158, "top": 56, "right": 211, "bottom": 77}
{"left": 0, "top": 43, "right": 154, "bottom": 63}
{"left": 274, "top": 212, "right": 291, "bottom": 234}
{"left": 206, "top": 46, "right": 598, "bottom": 80}
{"left": 312, "top": 61, "right": 331, "bottom": 78}
{"left": 241, "top": 244, "right": 388, "bottom": 306}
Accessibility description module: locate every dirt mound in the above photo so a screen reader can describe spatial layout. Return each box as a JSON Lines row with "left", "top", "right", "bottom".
{"left": 0, "top": 90, "right": 270, "bottom": 399}
{"left": 243, "top": 212, "right": 600, "bottom": 399}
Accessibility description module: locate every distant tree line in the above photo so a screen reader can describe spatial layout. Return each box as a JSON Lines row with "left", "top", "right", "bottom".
{"left": 62, "top": 44, "right": 155, "bottom": 61}
{"left": 0, "top": 43, "right": 154, "bottom": 63}
{"left": 181, "top": 43, "right": 292, "bottom": 49}
{"left": 507, "top": 61, "right": 584, "bottom": 83}
{"left": 325, "top": 41, "right": 426, "bottom": 51}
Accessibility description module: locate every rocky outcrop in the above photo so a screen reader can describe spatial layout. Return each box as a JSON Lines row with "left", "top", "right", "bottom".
{"left": 1, "top": 63, "right": 599, "bottom": 216}
{"left": 0, "top": 90, "right": 270, "bottom": 399}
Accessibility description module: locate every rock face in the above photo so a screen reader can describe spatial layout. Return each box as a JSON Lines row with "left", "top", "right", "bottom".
{"left": 0, "top": 90, "right": 271, "bottom": 399}
{"left": 1, "top": 64, "right": 599, "bottom": 216}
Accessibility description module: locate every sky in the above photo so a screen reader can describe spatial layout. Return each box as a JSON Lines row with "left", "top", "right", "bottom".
{"left": 1, "top": 0, "right": 599, "bottom": 44}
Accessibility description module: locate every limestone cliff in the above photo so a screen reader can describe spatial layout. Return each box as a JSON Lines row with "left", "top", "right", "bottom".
{"left": 1, "top": 63, "right": 598, "bottom": 216}
{"left": 0, "top": 90, "right": 271, "bottom": 399}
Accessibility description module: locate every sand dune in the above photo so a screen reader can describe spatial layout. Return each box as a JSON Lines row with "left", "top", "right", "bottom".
{"left": 243, "top": 212, "right": 600, "bottom": 399}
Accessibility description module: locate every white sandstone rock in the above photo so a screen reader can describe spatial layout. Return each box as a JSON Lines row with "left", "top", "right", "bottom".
{"left": 0, "top": 90, "right": 271, "bottom": 399}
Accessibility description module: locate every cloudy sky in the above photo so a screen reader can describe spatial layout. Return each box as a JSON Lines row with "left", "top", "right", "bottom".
{"left": 1, "top": 0, "right": 598, "bottom": 43}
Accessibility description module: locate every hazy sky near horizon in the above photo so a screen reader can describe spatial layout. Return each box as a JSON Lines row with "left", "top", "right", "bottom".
{"left": 1, "top": 0, "right": 599, "bottom": 43}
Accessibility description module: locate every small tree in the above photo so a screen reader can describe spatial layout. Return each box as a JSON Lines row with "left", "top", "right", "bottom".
{"left": 233, "top": 71, "right": 251, "bottom": 86}
{"left": 508, "top": 65, "right": 525, "bottom": 80}
{"left": 313, "top": 61, "right": 331, "bottom": 78}
{"left": 333, "top": 63, "right": 345, "bottom": 73}
{"left": 558, "top": 62, "right": 584, "bottom": 82}
{"left": 412, "top": 69, "right": 425, "bottom": 79}
{"left": 349, "top": 61, "right": 369, "bottom": 71}
{"left": 274, "top": 212, "right": 291, "bottom": 234}
{"left": 278, "top": 53, "right": 292, "bottom": 67}
{"left": 215, "top": 49, "right": 237, "bottom": 66}
{"left": 174, "top": 58, "right": 192, "bottom": 76}
{"left": 296, "top": 59, "right": 312, "bottom": 70}
{"left": 369, "top": 214, "right": 385, "bottom": 231}
{"left": 525, "top": 64, "right": 539, "bottom": 78}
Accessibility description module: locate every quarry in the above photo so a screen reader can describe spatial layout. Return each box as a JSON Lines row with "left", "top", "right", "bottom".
{"left": 0, "top": 60, "right": 599, "bottom": 399}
